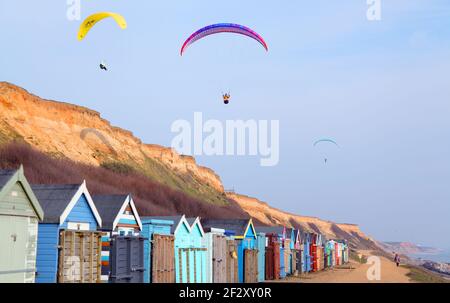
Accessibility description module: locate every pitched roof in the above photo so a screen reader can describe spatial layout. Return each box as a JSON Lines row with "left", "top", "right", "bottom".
{"left": 144, "top": 216, "right": 184, "bottom": 234}
{"left": 92, "top": 194, "right": 128, "bottom": 230}
{"left": 0, "top": 169, "right": 16, "bottom": 189}
{"left": 255, "top": 225, "right": 285, "bottom": 235}
{"left": 201, "top": 219, "right": 252, "bottom": 236}
{"left": 0, "top": 166, "right": 44, "bottom": 220}
{"left": 31, "top": 184, "right": 81, "bottom": 223}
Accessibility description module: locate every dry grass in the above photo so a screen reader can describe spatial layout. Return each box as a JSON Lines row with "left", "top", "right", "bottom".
{"left": 0, "top": 142, "right": 249, "bottom": 219}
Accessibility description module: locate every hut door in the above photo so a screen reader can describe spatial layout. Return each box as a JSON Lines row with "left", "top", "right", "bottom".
{"left": 244, "top": 249, "right": 258, "bottom": 283}
{"left": 265, "top": 246, "right": 274, "bottom": 280}
{"left": 152, "top": 234, "right": 175, "bottom": 283}
{"left": 296, "top": 249, "right": 303, "bottom": 274}
{"left": 212, "top": 234, "right": 227, "bottom": 283}
{"left": 226, "top": 240, "right": 238, "bottom": 283}
{"left": 291, "top": 250, "right": 297, "bottom": 276}
{"left": 110, "top": 236, "right": 145, "bottom": 283}
{"left": 58, "top": 230, "right": 102, "bottom": 283}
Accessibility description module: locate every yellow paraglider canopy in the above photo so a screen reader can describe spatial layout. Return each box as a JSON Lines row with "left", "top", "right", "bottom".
{"left": 78, "top": 12, "right": 127, "bottom": 41}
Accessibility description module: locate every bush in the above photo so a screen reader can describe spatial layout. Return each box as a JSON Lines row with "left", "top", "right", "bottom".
{"left": 0, "top": 142, "right": 249, "bottom": 219}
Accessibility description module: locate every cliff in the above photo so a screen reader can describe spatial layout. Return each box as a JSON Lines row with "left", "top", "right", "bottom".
{"left": 0, "top": 82, "right": 381, "bottom": 249}
{"left": 228, "top": 193, "right": 379, "bottom": 249}
{"left": 0, "top": 82, "right": 225, "bottom": 205}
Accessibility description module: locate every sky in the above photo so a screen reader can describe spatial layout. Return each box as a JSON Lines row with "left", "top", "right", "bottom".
{"left": 1, "top": 1, "right": 450, "bottom": 249}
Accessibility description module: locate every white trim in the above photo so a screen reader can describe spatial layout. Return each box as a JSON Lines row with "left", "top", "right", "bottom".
{"left": 173, "top": 215, "right": 189, "bottom": 235}
{"left": 208, "top": 227, "right": 226, "bottom": 235}
{"left": 190, "top": 217, "right": 205, "bottom": 237}
{"left": 128, "top": 195, "right": 143, "bottom": 231}
{"left": 111, "top": 195, "right": 142, "bottom": 231}
{"left": 59, "top": 180, "right": 102, "bottom": 227}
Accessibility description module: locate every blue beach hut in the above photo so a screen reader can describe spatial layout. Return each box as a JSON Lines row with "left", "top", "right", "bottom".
{"left": 33, "top": 181, "right": 102, "bottom": 283}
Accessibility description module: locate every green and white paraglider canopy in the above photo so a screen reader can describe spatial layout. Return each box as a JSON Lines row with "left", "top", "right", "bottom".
{"left": 313, "top": 139, "right": 339, "bottom": 163}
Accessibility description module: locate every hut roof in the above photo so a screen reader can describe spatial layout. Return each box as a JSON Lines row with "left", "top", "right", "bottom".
{"left": 92, "top": 194, "right": 130, "bottom": 230}
{"left": 31, "top": 184, "right": 80, "bottom": 223}
{"left": 0, "top": 169, "right": 16, "bottom": 188}
{"left": 0, "top": 166, "right": 44, "bottom": 220}
{"left": 201, "top": 219, "right": 254, "bottom": 237}
{"left": 144, "top": 216, "right": 184, "bottom": 234}
{"left": 255, "top": 225, "right": 285, "bottom": 235}
{"left": 31, "top": 181, "right": 101, "bottom": 226}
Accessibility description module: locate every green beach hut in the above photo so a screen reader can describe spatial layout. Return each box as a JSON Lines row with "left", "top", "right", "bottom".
{"left": 0, "top": 165, "right": 43, "bottom": 283}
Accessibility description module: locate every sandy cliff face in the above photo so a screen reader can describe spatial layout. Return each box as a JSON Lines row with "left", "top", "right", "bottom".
{"left": 0, "top": 82, "right": 224, "bottom": 193}
{"left": 228, "top": 193, "right": 379, "bottom": 249}
{"left": 0, "top": 82, "right": 379, "bottom": 248}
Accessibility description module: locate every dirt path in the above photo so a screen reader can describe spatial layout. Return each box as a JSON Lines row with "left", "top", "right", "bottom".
{"left": 280, "top": 252, "right": 412, "bottom": 283}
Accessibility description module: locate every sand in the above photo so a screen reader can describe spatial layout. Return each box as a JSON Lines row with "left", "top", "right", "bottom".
{"left": 278, "top": 251, "right": 412, "bottom": 283}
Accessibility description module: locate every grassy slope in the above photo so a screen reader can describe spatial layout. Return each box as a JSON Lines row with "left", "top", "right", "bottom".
{"left": 402, "top": 265, "right": 450, "bottom": 283}
{"left": 0, "top": 142, "right": 249, "bottom": 219}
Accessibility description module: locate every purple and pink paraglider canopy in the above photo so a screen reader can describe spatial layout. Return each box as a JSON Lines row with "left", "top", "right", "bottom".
{"left": 180, "top": 23, "right": 268, "bottom": 56}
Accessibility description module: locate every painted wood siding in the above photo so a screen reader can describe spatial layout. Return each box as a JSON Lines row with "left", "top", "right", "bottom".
{"left": 36, "top": 193, "right": 99, "bottom": 283}
{"left": 174, "top": 223, "right": 207, "bottom": 283}
{"left": 141, "top": 219, "right": 173, "bottom": 283}
{"left": 256, "top": 234, "right": 266, "bottom": 282}
{"left": 60, "top": 194, "right": 97, "bottom": 231}
{"left": 0, "top": 182, "right": 38, "bottom": 218}
{"left": 236, "top": 227, "right": 256, "bottom": 283}
{"left": 0, "top": 215, "right": 38, "bottom": 283}
{"left": 36, "top": 223, "right": 59, "bottom": 283}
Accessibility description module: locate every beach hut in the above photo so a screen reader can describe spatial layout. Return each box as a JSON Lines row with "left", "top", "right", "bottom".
{"left": 93, "top": 194, "right": 144, "bottom": 283}
{"left": 256, "top": 232, "right": 266, "bottom": 282}
{"left": 141, "top": 217, "right": 175, "bottom": 283}
{"left": 292, "top": 229, "right": 302, "bottom": 276}
{"left": 0, "top": 166, "right": 44, "bottom": 283}
{"left": 256, "top": 226, "right": 285, "bottom": 280}
{"left": 264, "top": 233, "right": 280, "bottom": 280}
{"left": 202, "top": 219, "right": 258, "bottom": 283}
{"left": 203, "top": 226, "right": 225, "bottom": 283}
{"left": 225, "top": 237, "right": 239, "bottom": 283}
{"left": 302, "top": 232, "right": 312, "bottom": 273}
{"left": 160, "top": 216, "right": 207, "bottom": 283}
{"left": 324, "top": 240, "right": 335, "bottom": 268}
{"left": 202, "top": 226, "right": 236, "bottom": 283}
{"left": 33, "top": 181, "right": 103, "bottom": 283}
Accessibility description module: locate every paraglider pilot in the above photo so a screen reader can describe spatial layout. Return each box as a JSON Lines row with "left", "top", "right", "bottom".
{"left": 223, "top": 93, "right": 230, "bottom": 104}
{"left": 99, "top": 61, "right": 108, "bottom": 71}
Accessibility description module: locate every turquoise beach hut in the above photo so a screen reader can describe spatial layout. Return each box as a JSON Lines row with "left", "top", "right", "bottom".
{"left": 167, "top": 216, "right": 207, "bottom": 283}
{"left": 141, "top": 217, "right": 175, "bottom": 283}
{"left": 256, "top": 232, "right": 266, "bottom": 282}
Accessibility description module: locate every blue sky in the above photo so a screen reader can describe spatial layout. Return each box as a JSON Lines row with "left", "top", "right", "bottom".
{"left": 1, "top": 1, "right": 450, "bottom": 249}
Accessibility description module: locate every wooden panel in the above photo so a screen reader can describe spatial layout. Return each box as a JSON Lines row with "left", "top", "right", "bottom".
{"left": 244, "top": 249, "right": 258, "bottom": 283}
{"left": 226, "top": 240, "right": 238, "bottom": 283}
{"left": 57, "top": 230, "right": 102, "bottom": 283}
{"left": 291, "top": 249, "right": 297, "bottom": 276}
{"left": 152, "top": 234, "right": 175, "bottom": 283}
{"left": 212, "top": 234, "right": 227, "bottom": 283}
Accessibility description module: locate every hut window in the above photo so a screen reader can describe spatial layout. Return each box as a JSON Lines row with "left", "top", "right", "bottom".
{"left": 11, "top": 191, "right": 18, "bottom": 197}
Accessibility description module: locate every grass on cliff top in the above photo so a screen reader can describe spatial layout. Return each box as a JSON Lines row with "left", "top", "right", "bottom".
{"left": 137, "top": 152, "right": 229, "bottom": 206}
{"left": 99, "top": 150, "right": 229, "bottom": 207}
{"left": 402, "top": 265, "right": 449, "bottom": 283}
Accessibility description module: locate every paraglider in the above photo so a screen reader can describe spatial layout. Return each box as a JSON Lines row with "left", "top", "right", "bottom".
{"left": 180, "top": 23, "right": 268, "bottom": 56}
{"left": 314, "top": 139, "right": 339, "bottom": 164}
{"left": 222, "top": 92, "right": 231, "bottom": 104}
{"left": 99, "top": 61, "right": 108, "bottom": 71}
{"left": 77, "top": 12, "right": 127, "bottom": 41}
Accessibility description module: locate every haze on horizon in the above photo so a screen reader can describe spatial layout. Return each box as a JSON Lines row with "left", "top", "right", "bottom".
{"left": 1, "top": 1, "right": 449, "bottom": 249}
